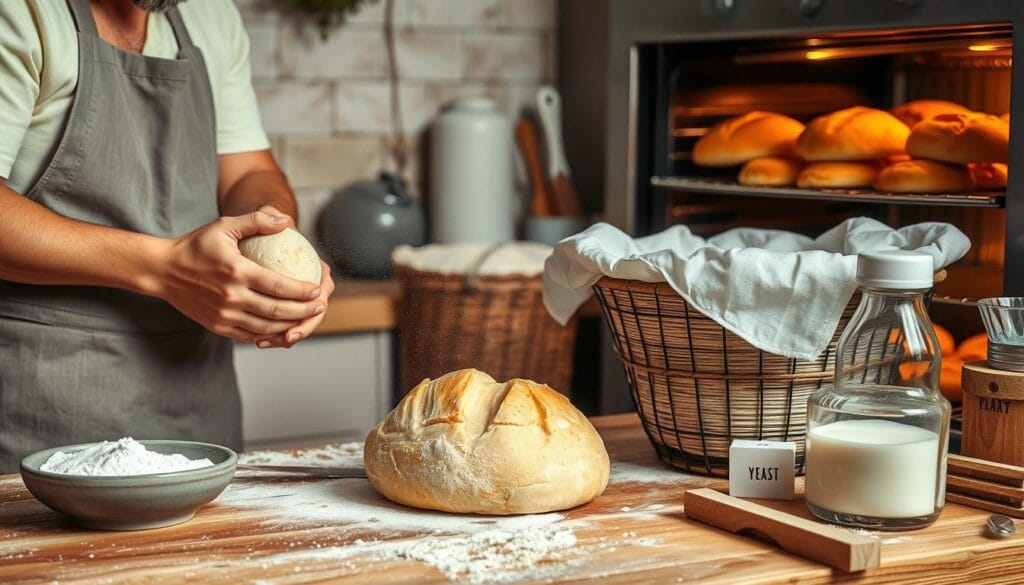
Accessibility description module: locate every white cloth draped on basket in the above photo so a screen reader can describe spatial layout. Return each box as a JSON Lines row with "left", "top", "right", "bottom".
{"left": 543, "top": 217, "right": 970, "bottom": 361}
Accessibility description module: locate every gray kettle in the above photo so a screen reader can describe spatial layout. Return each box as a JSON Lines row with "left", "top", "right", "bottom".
{"left": 317, "top": 172, "right": 426, "bottom": 279}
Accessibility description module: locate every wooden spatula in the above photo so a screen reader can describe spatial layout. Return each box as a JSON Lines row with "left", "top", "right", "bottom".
{"left": 536, "top": 86, "right": 583, "bottom": 216}
{"left": 515, "top": 117, "right": 555, "bottom": 217}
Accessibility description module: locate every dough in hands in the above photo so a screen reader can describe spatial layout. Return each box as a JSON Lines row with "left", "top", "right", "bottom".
{"left": 364, "top": 369, "right": 610, "bottom": 515}
{"left": 239, "top": 227, "right": 323, "bottom": 284}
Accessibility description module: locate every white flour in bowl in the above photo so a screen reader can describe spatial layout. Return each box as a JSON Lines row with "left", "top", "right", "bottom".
{"left": 39, "top": 437, "right": 213, "bottom": 476}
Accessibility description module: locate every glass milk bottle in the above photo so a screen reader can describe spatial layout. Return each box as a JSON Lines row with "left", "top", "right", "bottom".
{"left": 805, "top": 250, "right": 951, "bottom": 530}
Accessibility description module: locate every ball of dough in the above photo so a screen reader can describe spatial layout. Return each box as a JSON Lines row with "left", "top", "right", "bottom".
{"left": 239, "top": 227, "right": 323, "bottom": 284}
{"left": 364, "top": 369, "right": 610, "bottom": 515}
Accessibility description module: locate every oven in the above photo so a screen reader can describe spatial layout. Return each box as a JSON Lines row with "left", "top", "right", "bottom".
{"left": 559, "top": 0, "right": 1023, "bottom": 411}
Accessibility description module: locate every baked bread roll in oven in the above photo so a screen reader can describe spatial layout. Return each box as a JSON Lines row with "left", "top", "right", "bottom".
{"left": 796, "top": 161, "right": 878, "bottom": 189}
{"left": 795, "top": 106, "right": 910, "bottom": 161}
{"left": 890, "top": 99, "right": 970, "bottom": 128}
{"left": 364, "top": 369, "right": 610, "bottom": 515}
{"left": 692, "top": 111, "right": 805, "bottom": 167}
{"left": 968, "top": 163, "right": 1008, "bottom": 190}
{"left": 906, "top": 112, "right": 1009, "bottom": 164}
{"left": 738, "top": 157, "right": 802, "bottom": 186}
{"left": 873, "top": 159, "right": 973, "bottom": 193}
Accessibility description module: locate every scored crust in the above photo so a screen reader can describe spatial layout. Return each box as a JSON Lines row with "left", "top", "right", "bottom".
{"left": 906, "top": 112, "right": 1009, "bottom": 164}
{"left": 795, "top": 106, "right": 910, "bottom": 161}
{"left": 890, "top": 99, "right": 970, "bottom": 128}
{"left": 692, "top": 111, "right": 805, "bottom": 167}
{"left": 364, "top": 369, "right": 610, "bottom": 515}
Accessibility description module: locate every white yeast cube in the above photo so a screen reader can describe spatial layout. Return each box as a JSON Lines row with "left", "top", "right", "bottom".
{"left": 728, "top": 439, "right": 796, "bottom": 500}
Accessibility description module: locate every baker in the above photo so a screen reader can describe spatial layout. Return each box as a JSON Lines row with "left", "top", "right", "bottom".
{"left": 0, "top": 0, "right": 335, "bottom": 472}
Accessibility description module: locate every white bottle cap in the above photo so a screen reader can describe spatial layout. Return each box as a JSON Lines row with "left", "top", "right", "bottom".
{"left": 856, "top": 250, "right": 935, "bottom": 290}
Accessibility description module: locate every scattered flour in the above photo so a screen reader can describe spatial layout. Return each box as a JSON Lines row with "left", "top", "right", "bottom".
{"left": 227, "top": 442, "right": 563, "bottom": 535}
{"left": 609, "top": 461, "right": 711, "bottom": 486}
{"left": 261, "top": 525, "right": 580, "bottom": 584}
{"left": 221, "top": 442, "right": 669, "bottom": 582}
{"left": 843, "top": 527, "right": 912, "bottom": 545}
{"left": 39, "top": 438, "right": 213, "bottom": 476}
{"left": 396, "top": 524, "right": 578, "bottom": 583}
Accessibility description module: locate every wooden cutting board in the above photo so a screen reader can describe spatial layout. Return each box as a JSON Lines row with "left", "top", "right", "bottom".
{"left": 1, "top": 414, "right": 1023, "bottom": 584}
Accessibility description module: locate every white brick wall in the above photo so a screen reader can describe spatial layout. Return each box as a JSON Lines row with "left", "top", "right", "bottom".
{"left": 237, "top": 0, "right": 558, "bottom": 243}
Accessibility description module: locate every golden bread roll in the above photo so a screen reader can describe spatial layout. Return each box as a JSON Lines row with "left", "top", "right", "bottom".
{"left": 933, "top": 323, "right": 955, "bottom": 357}
{"left": 795, "top": 106, "right": 910, "bottom": 161}
{"left": 796, "top": 161, "right": 878, "bottom": 189}
{"left": 737, "top": 157, "right": 802, "bottom": 186}
{"left": 940, "top": 356, "right": 964, "bottom": 403}
{"left": 890, "top": 99, "right": 970, "bottom": 128}
{"left": 957, "top": 333, "right": 988, "bottom": 363}
{"left": 906, "top": 112, "right": 1009, "bottom": 163}
{"left": 873, "top": 159, "right": 973, "bottom": 193}
{"left": 692, "top": 111, "right": 805, "bottom": 167}
{"left": 364, "top": 369, "right": 610, "bottom": 515}
{"left": 968, "top": 162, "right": 1008, "bottom": 190}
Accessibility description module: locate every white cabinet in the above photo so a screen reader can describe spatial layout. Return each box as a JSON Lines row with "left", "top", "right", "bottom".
{"left": 233, "top": 332, "right": 392, "bottom": 449}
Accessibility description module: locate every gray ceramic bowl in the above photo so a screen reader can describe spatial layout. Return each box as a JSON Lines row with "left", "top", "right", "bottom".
{"left": 21, "top": 440, "right": 236, "bottom": 531}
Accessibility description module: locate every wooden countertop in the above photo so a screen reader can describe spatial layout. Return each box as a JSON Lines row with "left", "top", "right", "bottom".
{"left": 3, "top": 414, "right": 1021, "bottom": 584}
{"left": 316, "top": 279, "right": 600, "bottom": 336}
{"left": 316, "top": 279, "right": 401, "bottom": 335}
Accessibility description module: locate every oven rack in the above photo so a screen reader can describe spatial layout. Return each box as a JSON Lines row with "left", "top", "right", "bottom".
{"left": 651, "top": 176, "right": 1005, "bottom": 208}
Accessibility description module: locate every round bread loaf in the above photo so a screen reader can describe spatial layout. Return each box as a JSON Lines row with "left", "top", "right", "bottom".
{"left": 890, "top": 99, "right": 970, "bottom": 128}
{"left": 737, "top": 157, "right": 802, "bottom": 186}
{"left": 796, "top": 161, "right": 878, "bottom": 189}
{"left": 239, "top": 227, "right": 323, "bottom": 284}
{"left": 795, "top": 106, "right": 910, "bottom": 161}
{"left": 364, "top": 369, "right": 610, "bottom": 515}
{"left": 873, "top": 159, "right": 973, "bottom": 193}
{"left": 968, "top": 162, "right": 1008, "bottom": 190}
{"left": 906, "top": 112, "right": 1009, "bottom": 163}
{"left": 692, "top": 111, "right": 805, "bottom": 167}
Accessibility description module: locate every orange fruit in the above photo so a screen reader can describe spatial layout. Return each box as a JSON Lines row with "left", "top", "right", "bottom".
{"left": 933, "top": 324, "right": 955, "bottom": 356}
{"left": 957, "top": 333, "right": 988, "bottom": 363}
{"left": 940, "top": 357, "right": 964, "bottom": 403}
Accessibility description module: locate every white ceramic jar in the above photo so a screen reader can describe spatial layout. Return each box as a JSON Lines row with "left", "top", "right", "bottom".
{"left": 430, "top": 97, "right": 515, "bottom": 243}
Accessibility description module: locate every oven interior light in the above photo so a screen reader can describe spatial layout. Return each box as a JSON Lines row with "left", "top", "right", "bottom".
{"left": 968, "top": 43, "right": 1002, "bottom": 52}
{"left": 805, "top": 50, "right": 833, "bottom": 60}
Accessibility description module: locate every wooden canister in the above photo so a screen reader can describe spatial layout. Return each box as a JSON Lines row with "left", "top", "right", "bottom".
{"left": 961, "top": 360, "right": 1024, "bottom": 467}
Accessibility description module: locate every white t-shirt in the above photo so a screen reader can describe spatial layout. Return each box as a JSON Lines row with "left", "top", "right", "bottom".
{"left": 0, "top": 0, "right": 269, "bottom": 195}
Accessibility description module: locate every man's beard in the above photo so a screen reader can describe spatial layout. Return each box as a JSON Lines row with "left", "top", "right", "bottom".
{"left": 131, "top": 0, "right": 185, "bottom": 12}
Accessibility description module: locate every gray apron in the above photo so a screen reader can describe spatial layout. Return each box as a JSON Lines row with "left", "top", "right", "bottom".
{"left": 0, "top": 0, "right": 242, "bottom": 472}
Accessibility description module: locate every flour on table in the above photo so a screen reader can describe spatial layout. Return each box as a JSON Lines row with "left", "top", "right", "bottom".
{"left": 39, "top": 438, "right": 213, "bottom": 476}
{"left": 259, "top": 524, "right": 580, "bottom": 584}
{"left": 609, "top": 461, "right": 711, "bottom": 485}
{"left": 227, "top": 442, "right": 563, "bottom": 534}
{"left": 843, "top": 527, "right": 912, "bottom": 545}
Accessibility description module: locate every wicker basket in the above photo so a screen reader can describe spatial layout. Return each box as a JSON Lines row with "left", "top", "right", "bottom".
{"left": 594, "top": 277, "right": 871, "bottom": 477}
{"left": 396, "top": 265, "right": 578, "bottom": 395}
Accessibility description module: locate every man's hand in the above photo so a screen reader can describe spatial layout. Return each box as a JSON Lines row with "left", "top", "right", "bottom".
{"left": 279, "top": 259, "right": 334, "bottom": 348}
{"left": 151, "top": 207, "right": 325, "bottom": 345}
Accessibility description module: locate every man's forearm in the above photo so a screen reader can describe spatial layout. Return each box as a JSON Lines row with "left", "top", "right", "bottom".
{"left": 0, "top": 184, "right": 168, "bottom": 294}
{"left": 219, "top": 168, "right": 298, "bottom": 221}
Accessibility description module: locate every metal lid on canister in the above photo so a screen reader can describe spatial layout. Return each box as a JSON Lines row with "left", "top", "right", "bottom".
{"left": 856, "top": 250, "right": 935, "bottom": 290}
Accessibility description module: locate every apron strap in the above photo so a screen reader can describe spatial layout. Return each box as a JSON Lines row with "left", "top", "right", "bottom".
{"left": 67, "top": 0, "right": 99, "bottom": 35}
{"left": 165, "top": 8, "right": 196, "bottom": 51}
